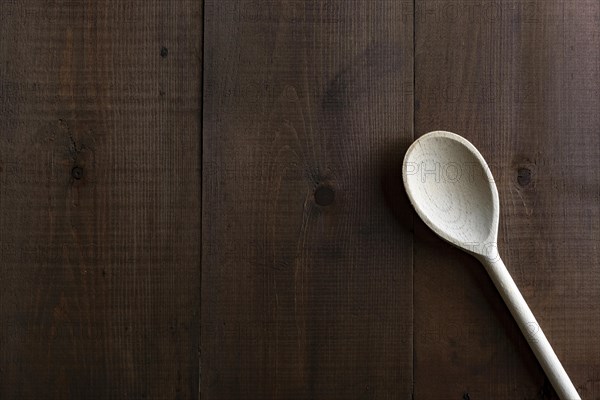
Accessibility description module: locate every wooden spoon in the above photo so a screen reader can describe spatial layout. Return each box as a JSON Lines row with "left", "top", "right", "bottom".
{"left": 402, "top": 130, "right": 580, "bottom": 400}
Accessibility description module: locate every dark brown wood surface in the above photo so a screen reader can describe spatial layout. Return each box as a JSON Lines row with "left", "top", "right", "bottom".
{"left": 0, "top": 1, "right": 201, "bottom": 399}
{"left": 1, "top": 1, "right": 599, "bottom": 399}
{"left": 202, "top": 1, "right": 414, "bottom": 399}
{"left": 414, "top": 1, "right": 600, "bottom": 399}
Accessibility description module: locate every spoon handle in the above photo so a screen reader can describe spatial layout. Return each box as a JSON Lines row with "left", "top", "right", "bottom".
{"left": 480, "top": 256, "right": 580, "bottom": 400}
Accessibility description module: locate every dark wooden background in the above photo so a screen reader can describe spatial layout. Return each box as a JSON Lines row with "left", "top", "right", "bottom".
{"left": 1, "top": 1, "right": 599, "bottom": 399}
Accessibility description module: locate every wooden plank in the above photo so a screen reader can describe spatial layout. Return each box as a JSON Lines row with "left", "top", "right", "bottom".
{"left": 202, "top": 1, "right": 414, "bottom": 398}
{"left": 414, "top": 0, "right": 600, "bottom": 398}
{"left": 0, "top": 1, "right": 201, "bottom": 399}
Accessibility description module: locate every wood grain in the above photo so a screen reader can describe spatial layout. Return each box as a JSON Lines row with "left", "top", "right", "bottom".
{"left": 2, "top": 0, "right": 599, "bottom": 398}
{"left": 414, "top": 1, "right": 600, "bottom": 398}
{"left": 0, "top": 1, "right": 201, "bottom": 399}
{"left": 202, "top": 1, "right": 414, "bottom": 398}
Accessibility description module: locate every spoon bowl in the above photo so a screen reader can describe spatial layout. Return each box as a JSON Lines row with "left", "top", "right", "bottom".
{"left": 402, "top": 130, "right": 580, "bottom": 400}
{"left": 403, "top": 131, "right": 498, "bottom": 253}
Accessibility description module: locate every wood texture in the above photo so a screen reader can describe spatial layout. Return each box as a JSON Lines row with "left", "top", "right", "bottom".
{"left": 202, "top": 1, "right": 414, "bottom": 398}
{"left": 1, "top": 0, "right": 599, "bottom": 399}
{"left": 0, "top": 1, "right": 201, "bottom": 399}
{"left": 414, "top": 1, "right": 600, "bottom": 398}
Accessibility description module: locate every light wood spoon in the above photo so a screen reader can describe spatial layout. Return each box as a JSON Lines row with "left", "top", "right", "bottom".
{"left": 402, "top": 130, "right": 580, "bottom": 400}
